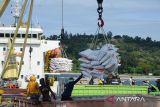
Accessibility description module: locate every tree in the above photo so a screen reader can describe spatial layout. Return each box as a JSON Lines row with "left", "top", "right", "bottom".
{"left": 114, "top": 35, "right": 122, "bottom": 39}
{"left": 134, "top": 36, "right": 141, "bottom": 43}
{"left": 146, "top": 37, "right": 152, "bottom": 42}
{"left": 46, "top": 33, "right": 160, "bottom": 75}
{"left": 107, "top": 31, "right": 113, "bottom": 39}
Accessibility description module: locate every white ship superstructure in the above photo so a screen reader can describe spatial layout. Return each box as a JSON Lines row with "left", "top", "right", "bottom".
{"left": 0, "top": 24, "right": 60, "bottom": 88}
{"left": 0, "top": 0, "right": 60, "bottom": 88}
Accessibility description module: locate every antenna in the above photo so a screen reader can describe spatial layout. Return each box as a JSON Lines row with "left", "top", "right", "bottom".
{"left": 11, "top": 0, "right": 21, "bottom": 26}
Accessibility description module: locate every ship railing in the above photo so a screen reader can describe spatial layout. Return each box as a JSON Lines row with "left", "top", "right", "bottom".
{"left": 0, "top": 23, "right": 42, "bottom": 29}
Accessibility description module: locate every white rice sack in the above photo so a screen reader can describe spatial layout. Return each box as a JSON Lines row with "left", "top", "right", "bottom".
{"left": 106, "top": 64, "right": 116, "bottom": 72}
{"left": 110, "top": 51, "right": 119, "bottom": 56}
{"left": 113, "top": 47, "right": 119, "bottom": 51}
{"left": 90, "top": 69, "right": 104, "bottom": 79}
{"left": 105, "top": 61, "right": 116, "bottom": 69}
{"left": 100, "top": 44, "right": 111, "bottom": 51}
{"left": 79, "top": 49, "right": 93, "bottom": 58}
{"left": 80, "top": 63, "right": 92, "bottom": 68}
{"left": 97, "top": 51, "right": 107, "bottom": 61}
{"left": 66, "top": 63, "right": 73, "bottom": 66}
{"left": 80, "top": 67, "right": 89, "bottom": 71}
{"left": 92, "top": 65, "right": 104, "bottom": 69}
{"left": 102, "top": 57, "right": 112, "bottom": 66}
{"left": 93, "top": 69, "right": 105, "bottom": 73}
{"left": 87, "top": 50, "right": 99, "bottom": 60}
{"left": 78, "top": 57, "right": 90, "bottom": 64}
{"left": 51, "top": 58, "right": 73, "bottom": 64}
{"left": 100, "top": 44, "right": 108, "bottom": 51}
{"left": 81, "top": 71, "right": 92, "bottom": 78}
{"left": 67, "top": 59, "right": 72, "bottom": 63}
{"left": 91, "top": 61, "right": 101, "bottom": 66}
{"left": 91, "top": 69, "right": 104, "bottom": 74}
{"left": 100, "top": 53, "right": 111, "bottom": 63}
{"left": 81, "top": 69, "right": 105, "bottom": 79}
{"left": 79, "top": 49, "right": 99, "bottom": 60}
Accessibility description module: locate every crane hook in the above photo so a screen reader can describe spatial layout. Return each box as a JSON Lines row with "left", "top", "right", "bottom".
{"left": 98, "top": 18, "right": 104, "bottom": 27}
{"left": 97, "top": 0, "right": 103, "bottom": 4}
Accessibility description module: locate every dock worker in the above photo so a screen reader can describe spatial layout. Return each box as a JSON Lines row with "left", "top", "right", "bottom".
{"left": 27, "top": 75, "right": 40, "bottom": 102}
{"left": 61, "top": 73, "right": 83, "bottom": 101}
{"left": 156, "top": 79, "right": 160, "bottom": 90}
{"left": 129, "top": 77, "right": 135, "bottom": 85}
{"left": 39, "top": 78, "right": 56, "bottom": 102}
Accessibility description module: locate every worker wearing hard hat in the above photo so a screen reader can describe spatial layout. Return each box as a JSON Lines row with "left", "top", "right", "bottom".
{"left": 27, "top": 75, "right": 40, "bottom": 102}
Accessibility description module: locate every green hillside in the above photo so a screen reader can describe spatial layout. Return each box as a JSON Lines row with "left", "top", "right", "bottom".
{"left": 45, "top": 32, "right": 160, "bottom": 76}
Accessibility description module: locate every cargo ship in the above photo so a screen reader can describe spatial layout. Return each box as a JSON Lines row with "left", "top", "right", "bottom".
{"left": 0, "top": 0, "right": 160, "bottom": 107}
{"left": 0, "top": 0, "right": 60, "bottom": 89}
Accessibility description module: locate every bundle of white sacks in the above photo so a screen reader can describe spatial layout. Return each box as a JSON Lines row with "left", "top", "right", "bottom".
{"left": 50, "top": 58, "right": 73, "bottom": 72}
{"left": 79, "top": 44, "right": 120, "bottom": 79}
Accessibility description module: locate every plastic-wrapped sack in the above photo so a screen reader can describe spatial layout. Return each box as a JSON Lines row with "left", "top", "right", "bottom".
{"left": 90, "top": 69, "right": 104, "bottom": 79}
{"left": 97, "top": 51, "right": 108, "bottom": 61}
{"left": 105, "top": 61, "right": 116, "bottom": 69}
{"left": 107, "top": 64, "right": 118, "bottom": 73}
{"left": 92, "top": 65, "right": 104, "bottom": 70}
{"left": 91, "top": 61, "right": 101, "bottom": 66}
{"left": 49, "top": 58, "right": 73, "bottom": 72}
{"left": 78, "top": 57, "right": 91, "bottom": 64}
{"left": 79, "top": 49, "right": 99, "bottom": 60}
{"left": 100, "top": 52, "right": 111, "bottom": 63}
{"left": 80, "top": 63, "right": 92, "bottom": 68}
{"left": 102, "top": 57, "right": 112, "bottom": 66}
{"left": 79, "top": 49, "right": 92, "bottom": 57}
{"left": 81, "top": 71, "right": 92, "bottom": 78}
{"left": 79, "top": 43, "right": 120, "bottom": 79}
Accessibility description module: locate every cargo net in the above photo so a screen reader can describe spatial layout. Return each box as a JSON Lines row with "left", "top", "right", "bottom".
{"left": 79, "top": 0, "right": 120, "bottom": 79}
{"left": 79, "top": 43, "right": 120, "bottom": 79}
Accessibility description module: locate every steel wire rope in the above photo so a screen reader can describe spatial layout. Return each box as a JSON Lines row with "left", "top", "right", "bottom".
{"left": 60, "top": 0, "right": 68, "bottom": 58}
{"left": 91, "top": 0, "right": 111, "bottom": 49}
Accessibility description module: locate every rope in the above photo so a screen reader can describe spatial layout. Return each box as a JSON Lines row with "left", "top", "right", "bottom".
{"left": 91, "top": 0, "right": 110, "bottom": 49}
{"left": 62, "top": 0, "right": 64, "bottom": 29}
{"left": 101, "top": 27, "right": 110, "bottom": 44}
{"left": 60, "top": 0, "right": 68, "bottom": 58}
{"left": 29, "top": 17, "right": 32, "bottom": 72}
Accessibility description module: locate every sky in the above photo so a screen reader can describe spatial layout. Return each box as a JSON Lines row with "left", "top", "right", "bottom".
{"left": 1, "top": 0, "right": 160, "bottom": 41}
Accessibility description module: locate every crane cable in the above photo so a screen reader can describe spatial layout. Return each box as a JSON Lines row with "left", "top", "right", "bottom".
{"left": 60, "top": 0, "right": 67, "bottom": 58}
{"left": 91, "top": 0, "right": 110, "bottom": 49}
{"left": 29, "top": 17, "right": 33, "bottom": 72}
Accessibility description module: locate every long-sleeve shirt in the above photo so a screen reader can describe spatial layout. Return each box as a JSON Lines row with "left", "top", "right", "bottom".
{"left": 62, "top": 75, "right": 82, "bottom": 98}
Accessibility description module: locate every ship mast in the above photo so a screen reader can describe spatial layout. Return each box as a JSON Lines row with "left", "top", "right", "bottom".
{"left": 11, "top": 0, "right": 21, "bottom": 26}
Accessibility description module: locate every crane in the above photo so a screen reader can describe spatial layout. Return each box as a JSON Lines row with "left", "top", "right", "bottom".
{"left": 0, "top": 0, "right": 104, "bottom": 88}
{"left": 0, "top": 0, "right": 34, "bottom": 88}
{"left": 0, "top": 0, "right": 10, "bottom": 17}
